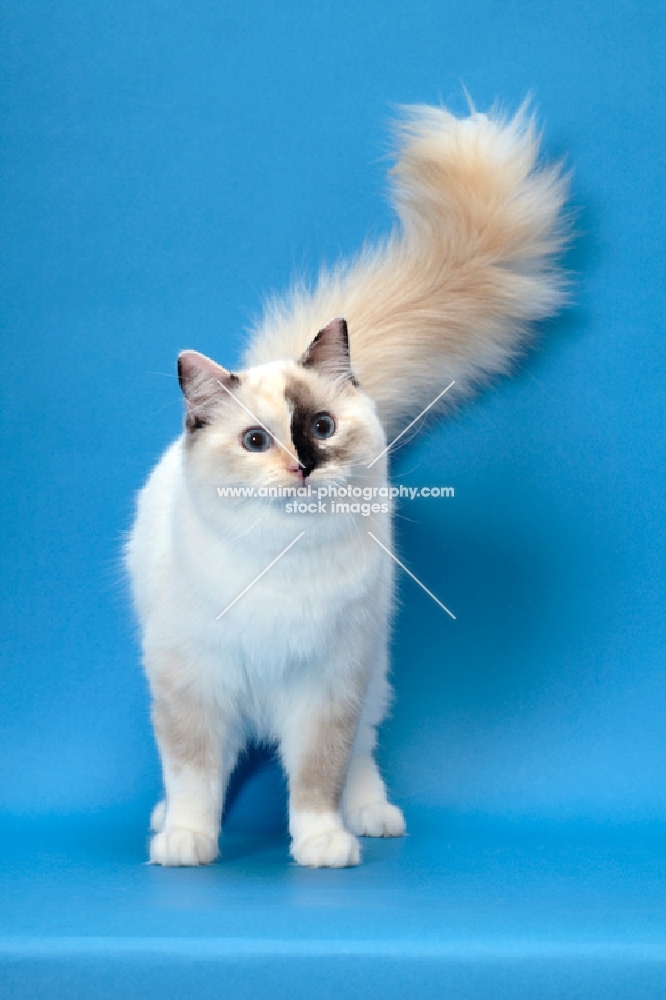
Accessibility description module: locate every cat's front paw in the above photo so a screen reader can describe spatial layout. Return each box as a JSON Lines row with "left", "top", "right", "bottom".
{"left": 292, "top": 829, "right": 361, "bottom": 868}
{"left": 344, "top": 801, "right": 406, "bottom": 838}
{"left": 149, "top": 826, "right": 218, "bottom": 866}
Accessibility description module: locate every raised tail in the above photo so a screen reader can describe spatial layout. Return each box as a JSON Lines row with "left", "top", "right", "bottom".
{"left": 244, "top": 102, "right": 570, "bottom": 437}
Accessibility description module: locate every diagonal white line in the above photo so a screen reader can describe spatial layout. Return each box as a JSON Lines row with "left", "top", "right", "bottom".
{"left": 367, "top": 381, "right": 456, "bottom": 468}
{"left": 216, "top": 531, "right": 306, "bottom": 620}
{"left": 367, "top": 531, "right": 456, "bottom": 620}
{"left": 216, "top": 380, "right": 304, "bottom": 468}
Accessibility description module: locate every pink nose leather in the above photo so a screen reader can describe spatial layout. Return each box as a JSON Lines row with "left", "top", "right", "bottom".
{"left": 287, "top": 462, "right": 305, "bottom": 483}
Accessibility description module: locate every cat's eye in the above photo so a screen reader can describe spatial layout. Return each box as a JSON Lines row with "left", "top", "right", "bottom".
{"left": 242, "top": 427, "right": 272, "bottom": 452}
{"left": 311, "top": 412, "right": 336, "bottom": 440}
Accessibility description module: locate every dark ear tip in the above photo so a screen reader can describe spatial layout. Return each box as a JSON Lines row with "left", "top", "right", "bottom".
{"left": 334, "top": 316, "right": 349, "bottom": 345}
{"left": 326, "top": 315, "right": 347, "bottom": 333}
{"left": 177, "top": 353, "right": 193, "bottom": 392}
{"left": 318, "top": 316, "right": 349, "bottom": 352}
{"left": 177, "top": 350, "right": 204, "bottom": 390}
{"left": 300, "top": 316, "right": 355, "bottom": 379}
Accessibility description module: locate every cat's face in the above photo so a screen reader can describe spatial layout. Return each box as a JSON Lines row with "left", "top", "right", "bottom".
{"left": 177, "top": 318, "right": 386, "bottom": 499}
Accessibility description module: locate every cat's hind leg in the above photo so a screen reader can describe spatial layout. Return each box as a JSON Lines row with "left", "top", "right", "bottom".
{"left": 342, "top": 746, "right": 406, "bottom": 837}
{"left": 341, "top": 659, "right": 406, "bottom": 838}
{"left": 149, "top": 799, "right": 166, "bottom": 833}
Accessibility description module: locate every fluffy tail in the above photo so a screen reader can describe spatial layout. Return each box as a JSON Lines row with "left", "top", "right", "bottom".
{"left": 244, "top": 102, "right": 570, "bottom": 436}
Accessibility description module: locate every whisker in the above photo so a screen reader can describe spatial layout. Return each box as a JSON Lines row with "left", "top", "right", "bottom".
{"left": 151, "top": 397, "right": 183, "bottom": 417}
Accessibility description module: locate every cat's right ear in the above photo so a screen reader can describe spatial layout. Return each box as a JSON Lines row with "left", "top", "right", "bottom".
{"left": 177, "top": 350, "right": 239, "bottom": 432}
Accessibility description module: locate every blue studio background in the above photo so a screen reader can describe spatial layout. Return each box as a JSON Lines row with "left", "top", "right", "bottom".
{"left": 1, "top": 1, "right": 665, "bottom": 998}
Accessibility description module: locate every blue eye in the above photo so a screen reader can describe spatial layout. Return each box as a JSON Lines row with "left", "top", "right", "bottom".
{"left": 242, "top": 427, "right": 271, "bottom": 452}
{"left": 311, "top": 412, "right": 335, "bottom": 439}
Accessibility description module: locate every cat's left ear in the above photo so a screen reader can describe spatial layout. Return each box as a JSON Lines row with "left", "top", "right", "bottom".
{"left": 177, "top": 350, "right": 239, "bottom": 432}
{"left": 300, "top": 317, "right": 357, "bottom": 384}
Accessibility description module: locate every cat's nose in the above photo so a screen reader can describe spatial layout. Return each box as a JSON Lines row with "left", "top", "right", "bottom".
{"left": 287, "top": 461, "right": 305, "bottom": 484}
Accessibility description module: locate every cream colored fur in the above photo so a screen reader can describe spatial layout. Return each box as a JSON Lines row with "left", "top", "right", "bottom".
{"left": 246, "top": 103, "right": 568, "bottom": 436}
{"left": 127, "top": 103, "right": 568, "bottom": 869}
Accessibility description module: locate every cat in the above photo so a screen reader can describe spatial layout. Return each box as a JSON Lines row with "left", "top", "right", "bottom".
{"left": 126, "top": 102, "right": 568, "bottom": 868}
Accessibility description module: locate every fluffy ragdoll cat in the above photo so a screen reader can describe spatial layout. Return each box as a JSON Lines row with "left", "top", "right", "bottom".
{"left": 126, "top": 103, "right": 568, "bottom": 868}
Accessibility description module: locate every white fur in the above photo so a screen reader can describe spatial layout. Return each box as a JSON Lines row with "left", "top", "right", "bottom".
{"left": 127, "top": 103, "right": 568, "bottom": 867}
{"left": 127, "top": 368, "right": 397, "bottom": 867}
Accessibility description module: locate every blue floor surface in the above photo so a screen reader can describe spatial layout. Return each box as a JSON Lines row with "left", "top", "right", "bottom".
{"left": 2, "top": 813, "right": 666, "bottom": 998}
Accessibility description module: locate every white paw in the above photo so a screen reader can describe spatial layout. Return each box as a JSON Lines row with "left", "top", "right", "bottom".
{"left": 150, "top": 800, "right": 166, "bottom": 833}
{"left": 344, "top": 801, "right": 406, "bottom": 838}
{"left": 292, "top": 829, "right": 361, "bottom": 868}
{"left": 149, "top": 826, "right": 218, "bottom": 866}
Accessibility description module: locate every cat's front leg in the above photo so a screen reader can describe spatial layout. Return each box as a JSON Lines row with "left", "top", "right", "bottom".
{"left": 147, "top": 654, "right": 238, "bottom": 866}
{"left": 280, "top": 693, "right": 362, "bottom": 868}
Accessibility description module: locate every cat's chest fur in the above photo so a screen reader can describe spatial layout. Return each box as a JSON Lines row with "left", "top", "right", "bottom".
{"left": 131, "top": 438, "right": 392, "bottom": 687}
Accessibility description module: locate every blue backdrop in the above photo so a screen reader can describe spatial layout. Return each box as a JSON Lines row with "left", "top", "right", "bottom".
{"left": 1, "top": 1, "right": 664, "bottom": 997}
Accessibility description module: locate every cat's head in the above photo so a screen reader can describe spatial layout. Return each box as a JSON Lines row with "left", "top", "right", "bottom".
{"left": 177, "top": 318, "right": 386, "bottom": 498}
